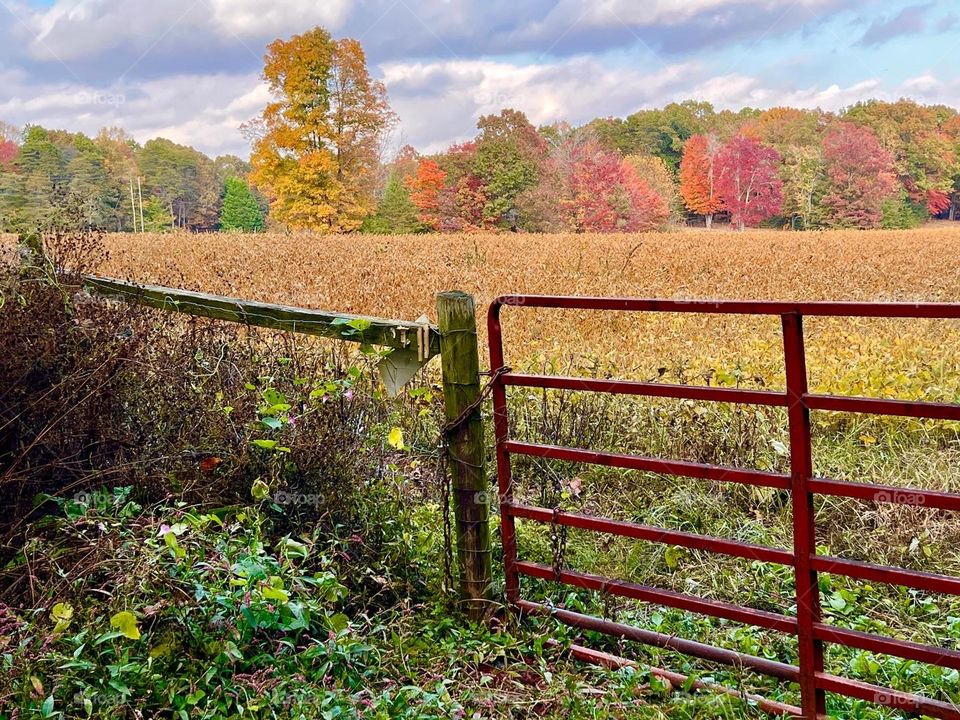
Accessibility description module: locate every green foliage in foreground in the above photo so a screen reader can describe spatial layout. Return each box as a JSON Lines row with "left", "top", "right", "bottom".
{"left": 0, "top": 489, "right": 785, "bottom": 720}
{"left": 2, "top": 489, "right": 451, "bottom": 719}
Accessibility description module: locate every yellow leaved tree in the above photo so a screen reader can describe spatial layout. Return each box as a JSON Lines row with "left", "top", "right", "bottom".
{"left": 249, "top": 28, "right": 395, "bottom": 232}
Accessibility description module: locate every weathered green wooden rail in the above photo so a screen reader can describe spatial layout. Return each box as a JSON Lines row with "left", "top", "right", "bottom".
{"left": 83, "top": 275, "right": 494, "bottom": 619}
{"left": 85, "top": 276, "right": 441, "bottom": 358}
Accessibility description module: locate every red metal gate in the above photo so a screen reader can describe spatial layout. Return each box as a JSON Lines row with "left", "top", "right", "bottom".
{"left": 487, "top": 295, "right": 960, "bottom": 719}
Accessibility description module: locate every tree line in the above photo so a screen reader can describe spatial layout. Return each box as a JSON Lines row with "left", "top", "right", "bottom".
{"left": 381, "top": 100, "right": 960, "bottom": 233}
{"left": 0, "top": 124, "right": 264, "bottom": 233}
{"left": 2, "top": 25, "right": 960, "bottom": 234}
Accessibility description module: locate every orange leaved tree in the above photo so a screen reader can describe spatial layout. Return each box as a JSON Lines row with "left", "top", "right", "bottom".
{"left": 679, "top": 134, "right": 723, "bottom": 228}
{"left": 405, "top": 159, "right": 447, "bottom": 231}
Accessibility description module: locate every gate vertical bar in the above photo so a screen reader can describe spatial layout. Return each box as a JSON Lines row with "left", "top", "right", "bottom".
{"left": 782, "top": 312, "right": 826, "bottom": 718}
{"left": 438, "top": 291, "right": 493, "bottom": 620}
{"left": 488, "top": 301, "right": 520, "bottom": 605}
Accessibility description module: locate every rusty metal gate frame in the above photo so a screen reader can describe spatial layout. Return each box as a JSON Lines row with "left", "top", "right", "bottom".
{"left": 487, "top": 295, "right": 960, "bottom": 720}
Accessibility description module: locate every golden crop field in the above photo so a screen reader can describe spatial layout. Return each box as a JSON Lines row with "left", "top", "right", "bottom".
{"left": 95, "top": 226, "right": 960, "bottom": 405}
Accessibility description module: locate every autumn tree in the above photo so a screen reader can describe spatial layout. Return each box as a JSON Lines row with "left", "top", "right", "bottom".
{"left": 820, "top": 122, "right": 898, "bottom": 229}
{"left": 0, "top": 140, "right": 16, "bottom": 171}
{"left": 94, "top": 128, "right": 140, "bottom": 231}
{"left": 748, "top": 108, "right": 828, "bottom": 228}
{"left": 513, "top": 124, "right": 584, "bottom": 232}
{"left": 3, "top": 126, "right": 67, "bottom": 228}
{"left": 139, "top": 138, "right": 220, "bottom": 230}
{"left": 445, "top": 172, "right": 490, "bottom": 231}
{"left": 624, "top": 154, "right": 679, "bottom": 219}
{"left": 779, "top": 145, "right": 827, "bottom": 229}
{"left": 250, "top": 27, "right": 395, "bottom": 231}
{"left": 565, "top": 144, "right": 667, "bottom": 232}
{"left": 618, "top": 101, "right": 716, "bottom": 168}
{"left": 67, "top": 133, "right": 113, "bottom": 228}
{"left": 679, "top": 134, "right": 723, "bottom": 228}
{"left": 714, "top": 135, "right": 783, "bottom": 231}
{"left": 844, "top": 100, "right": 955, "bottom": 217}
{"left": 944, "top": 114, "right": 960, "bottom": 220}
{"left": 473, "top": 109, "right": 546, "bottom": 225}
{"left": 0, "top": 121, "right": 19, "bottom": 143}
{"left": 405, "top": 158, "right": 446, "bottom": 230}
{"left": 517, "top": 137, "right": 667, "bottom": 233}
{"left": 425, "top": 141, "right": 491, "bottom": 231}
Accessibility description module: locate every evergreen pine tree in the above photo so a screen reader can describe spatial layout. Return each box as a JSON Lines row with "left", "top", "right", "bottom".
{"left": 220, "top": 176, "right": 264, "bottom": 231}
{"left": 362, "top": 173, "right": 423, "bottom": 233}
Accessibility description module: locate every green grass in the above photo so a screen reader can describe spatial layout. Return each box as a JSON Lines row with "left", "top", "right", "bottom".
{"left": 0, "top": 489, "right": 793, "bottom": 720}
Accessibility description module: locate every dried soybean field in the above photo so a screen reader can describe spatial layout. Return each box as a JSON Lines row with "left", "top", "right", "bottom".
{"left": 97, "top": 226, "right": 960, "bottom": 402}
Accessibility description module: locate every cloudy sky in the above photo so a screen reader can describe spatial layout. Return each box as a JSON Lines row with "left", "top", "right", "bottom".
{"left": 0, "top": 0, "right": 956, "bottom": 158}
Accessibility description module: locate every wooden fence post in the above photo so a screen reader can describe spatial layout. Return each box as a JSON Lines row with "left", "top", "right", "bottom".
{"left": 437, "top": 291, "right": 493, "bottom": 620}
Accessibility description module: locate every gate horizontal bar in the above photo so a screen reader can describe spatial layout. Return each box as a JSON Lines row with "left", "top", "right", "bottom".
{"left": 493, "top": 295, "right": 960, "bottom": 319}
{"left": 502, "top": 372, "right": 960, "bottom": 421}
{"left": 805, "top": 393, "right": 960, "bottom": 421}
{"left": 813, "top": 624, "right": 960, "bottom": 671}
{"left": 502, "top": 373, "right": 788, "bottom": 406}
{"left": 504, "top": 441, "right": 792, "bottom": 489}
{"left": 559, "top": 640, "right": 802, "bottom": 717}
{"left": 808, "top": 477, "right": 960, "bottom": 512}
{"left": 516, "top": 561, "right": 798, "bottom": 634}
{"left": 815, "top": 672, "right": 960, "bottom": 719}
{"left": 506, "top": 503, "right": 794, "bottom": 565}
{"left": 812, "top": 555, "right": 960, "bottom": 596}
{"left": 518, "top": 599, "right": 800, "bottom": 681}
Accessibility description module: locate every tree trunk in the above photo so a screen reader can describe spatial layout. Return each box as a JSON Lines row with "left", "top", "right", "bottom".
{"left": 738, "top": 219, "right": 745, "bottom": 232}
{"left": 950, "top": 198, "right": 957, "bottom": 222}
{"left": 705, "top": 213, "right": 713, "bottom": 229}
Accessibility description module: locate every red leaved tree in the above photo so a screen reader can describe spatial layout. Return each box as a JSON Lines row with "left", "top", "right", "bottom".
{"left": 715, "top": 135, "right": 783, "bottom": 231}
{"left": 404, "top": 158, "right": 447, "bottom": 230}
{"left": 434, "top": 141, "right": 492, "bottom": 231}
{"left": 821, "top": 122, "right": 898, "bottom": 229}
{"left": 451, "top": 174, "right": 489, "bottom": 231}
{"left": 679, "top": 134, "right": 723, "bottom": 228}
{"left": 0, "top": 139, "right": 16, "bottom": 171}
{"left": 926, "top": 189, "right": 951, "bottom": 216}
{"left": 562, "top": 143, "right": 668, "bottom": 232}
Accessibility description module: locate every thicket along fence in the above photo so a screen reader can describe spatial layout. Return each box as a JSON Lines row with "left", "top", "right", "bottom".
{"left": 488, "top": 294, "right": 960, "bottom": 720}
{"left": 83, "top": 276, "right": 494, "bottom": 618}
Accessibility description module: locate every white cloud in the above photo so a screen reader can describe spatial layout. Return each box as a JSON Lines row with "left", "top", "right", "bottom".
{"left": 573, "top": 0, "right": 842, "bottom": 26}
{"left": 0, "top": 0, "right": 953, "bottom": 159}
{"left": 382, "top": 55, "right": 956, "bottom": 155}
{"left": 382, "top": 57, "right": 701, "bottom": 152}
{"left": 0, "top": 70, "right": 263, "bottom": 156}
{"left": 21, "top": 0, "right": 351, "bottom": 63}
{"left": 688, "top": 74, "right": 885, "bottom": 109}
{"left": 208, "top": 0, "right": 351, "bottom": 39}
{"left": 897, "top": 72, "right": 960, "bottom": 106}
{"left": 27, "top": 0, "right": 200, "bottom": 62}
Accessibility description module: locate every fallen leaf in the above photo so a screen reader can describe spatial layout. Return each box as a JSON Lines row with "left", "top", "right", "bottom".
{"left": 199, "top": 456, "right": 222, "bottom": 473}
